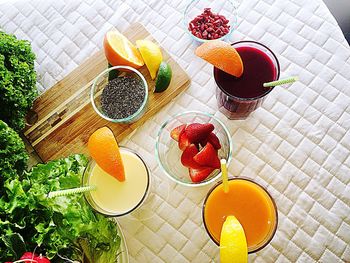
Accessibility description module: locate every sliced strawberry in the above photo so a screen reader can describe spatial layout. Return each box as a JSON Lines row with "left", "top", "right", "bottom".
{"left": 170, "top": 124, "right": 186, "bottom": 142}
{"left": 193, "top": 142, "right": 220, "bottom": 169}
{"left": 200, "top": 132, "right": 221, "bottom": 150}
{"left": 179, "top": 131, "right": 191, "bottom": 150}
{"left": 185, "top": 123, "right": 214, "bottom": 143}
{"left": 181, "top": 144, "right": 201, "bottom": 169}
{"left": 208, "top": 132, "right": 222, "bottom": 149}
{"left": 189, "top": 167, "right": 215, "bottom": 183}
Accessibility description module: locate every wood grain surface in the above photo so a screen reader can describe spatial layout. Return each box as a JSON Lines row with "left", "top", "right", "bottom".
{"left": 23, "top": 23, "right": 190, "bottom": 161}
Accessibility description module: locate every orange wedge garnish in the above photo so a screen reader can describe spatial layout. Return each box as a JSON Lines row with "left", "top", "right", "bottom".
{"left": 103, "top": 30, "right": 144, "bottom": 68}
{"left": 195, "top": 40, "right": 244, "bottom": 77}
{"left": 88, "top": 127, "right": 125, "bottom": 182}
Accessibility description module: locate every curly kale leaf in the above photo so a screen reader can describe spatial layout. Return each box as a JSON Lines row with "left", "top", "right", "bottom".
{"left": 0, "top": 120, "right": 28, "bottom": 180}
{"left": 0, "top": 31, "right": 38, "bottom": 131}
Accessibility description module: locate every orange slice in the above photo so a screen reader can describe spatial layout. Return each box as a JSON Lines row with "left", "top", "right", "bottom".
{"left": 103, "top": 30, "right": 144, "bottom": 68}
{"left": 88, "top": 127, "right": 125, "bottom": 182}
{"left": 195, "top": 40, "right": 244, "bottom": 77}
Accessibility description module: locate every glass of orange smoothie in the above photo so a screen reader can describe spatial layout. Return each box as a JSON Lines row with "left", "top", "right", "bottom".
{"left": 82, "top": 147, "right": 150, "bottom": 217}
{"left": 202, "top": 177, "right": 278, "bottom": 253}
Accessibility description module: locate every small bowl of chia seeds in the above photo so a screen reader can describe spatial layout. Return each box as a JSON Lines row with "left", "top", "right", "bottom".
{"left": 91, "top": 66, "right": 148, "bottom": 123}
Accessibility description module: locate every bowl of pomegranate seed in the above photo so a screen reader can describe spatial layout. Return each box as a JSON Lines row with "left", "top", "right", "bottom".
{"left": 155, "top": 111, "right": 233, "bottom": 187}
{"left": 184, "top": 0, "right": 238, "bottom": 42}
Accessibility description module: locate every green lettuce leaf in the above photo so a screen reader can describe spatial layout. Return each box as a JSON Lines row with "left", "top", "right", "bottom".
{"left": 0, "top": 154, "right": 121, "bottom": 262}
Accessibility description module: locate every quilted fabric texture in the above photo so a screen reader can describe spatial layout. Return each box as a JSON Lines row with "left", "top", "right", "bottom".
{"left": 1, "top": 0, "right": 350, "bottom": 262}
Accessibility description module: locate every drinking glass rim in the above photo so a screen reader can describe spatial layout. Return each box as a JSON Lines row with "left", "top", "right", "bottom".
{"left": 82, "top": 147, "right": 151, "bottom": 217}
{"left": 202, "top": 176, "right": 278, "bottom": 253}
{"left": 214, "top": 40, "right": 281, "bottom": 101}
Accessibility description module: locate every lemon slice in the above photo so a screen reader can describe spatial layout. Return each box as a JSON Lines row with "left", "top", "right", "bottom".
{"left": 220, "top": 215, "right": 248, "bottom": 263}
{"left": 136, "top": 40, "right": 162, "bottom": 80}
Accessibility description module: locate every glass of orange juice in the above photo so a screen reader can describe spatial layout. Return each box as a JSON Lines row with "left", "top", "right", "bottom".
{"left": 82, "top": 147, "right": 150, "bottom": 217}
{"left": 202, "top": 177, "right": 278, "bottom": 253}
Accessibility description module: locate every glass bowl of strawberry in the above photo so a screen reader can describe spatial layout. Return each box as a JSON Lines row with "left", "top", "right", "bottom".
{"left": 183, "top": 0, "right": 237, "bottom": 42}
{"left": 156, "top": 111, "right": 232, "bottom": 187}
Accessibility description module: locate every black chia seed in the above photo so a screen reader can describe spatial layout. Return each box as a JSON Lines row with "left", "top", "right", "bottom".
{"left": 101, "top": 76, "right": 146, "bottom": 119}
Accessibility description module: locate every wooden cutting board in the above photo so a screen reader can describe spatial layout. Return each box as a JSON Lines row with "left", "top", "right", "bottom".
{"left": 23, "top": 22, "right": 190, "bottom": 161}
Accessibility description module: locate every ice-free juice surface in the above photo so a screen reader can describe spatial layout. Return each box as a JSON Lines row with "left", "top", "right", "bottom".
{"left": 89, "top": 149, "right": 149, "bottom": 214}
{"left": 214, "top": 46, "right": 276, "bottom": 99}
{"left": 203, "top": 178, "right": 277, "bottom": 250}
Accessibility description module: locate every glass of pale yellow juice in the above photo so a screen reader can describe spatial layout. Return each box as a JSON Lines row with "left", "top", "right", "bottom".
{"left": 82, "top": 147, "right": 150, "bottom": 217}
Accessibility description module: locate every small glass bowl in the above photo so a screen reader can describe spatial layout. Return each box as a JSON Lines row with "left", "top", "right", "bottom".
{"left": 91, "top": 66, "right": 148, "bottom": 123}
{"left": 183, "top": 0, "right": 238, "bottom": 43}
{"left": 155, "top": 111, "right": 232, "bottom": 187}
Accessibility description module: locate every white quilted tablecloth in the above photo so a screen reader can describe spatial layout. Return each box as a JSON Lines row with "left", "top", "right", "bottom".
{"left": 1, "top": 0, "right": 350, "bottom": 262}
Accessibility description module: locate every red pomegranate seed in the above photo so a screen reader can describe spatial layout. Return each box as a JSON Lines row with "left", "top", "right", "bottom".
{"left": 188, "top": 8, "right": 230, "bottom": 40}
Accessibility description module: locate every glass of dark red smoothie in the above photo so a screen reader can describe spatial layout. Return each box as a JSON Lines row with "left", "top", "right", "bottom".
{"left": 214, "top": 41, "right": 280, "bottom": 120}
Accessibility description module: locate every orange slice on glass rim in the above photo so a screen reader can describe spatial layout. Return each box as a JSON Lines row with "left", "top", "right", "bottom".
{"left": 88, "top": 127, "right": 125, "bottom": 182}
{"left": 195, "top": 40, "right": 244, "bottom": 77}
{"left": 103, "top": 30, "right": 144, "bottom": 68}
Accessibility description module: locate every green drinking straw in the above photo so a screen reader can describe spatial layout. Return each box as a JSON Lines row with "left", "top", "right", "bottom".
{"left": 263, "top": 76, "right": 299, "bottom": 88}
{"left": 47, "top": 185, "right": 97, "bottom": 198}
{"left": 220, "top": 159, "right": 229, "bottom": 193}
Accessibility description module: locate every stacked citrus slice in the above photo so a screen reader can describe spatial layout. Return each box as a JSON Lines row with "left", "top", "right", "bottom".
{"left": 220, "top": 215, "right": 248, "bottom": 263}
{"left": 88, "top": 127, "right": 125, "bottom": 182}
{"left": 103, "top": 30, "right": 172, "bottom": 93}
{"left": 104, "top": 30, "right": 144, "bottom": 69}
{"left": 154, "top": 61, "right": 172, "bottom": 93}
{"left": 136, "top": 40, "right": 163, "bottom": 80}
{"left": 195, "top": 40, "right": 244, "bottom": 77}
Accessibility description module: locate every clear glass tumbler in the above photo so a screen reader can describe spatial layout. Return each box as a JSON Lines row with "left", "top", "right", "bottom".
{"left": 215, "top": 41, "right": 280, "bottom": 120}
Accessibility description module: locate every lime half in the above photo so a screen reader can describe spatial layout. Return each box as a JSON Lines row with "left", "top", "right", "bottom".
{"left": 154, "top": 61, "right": 172, "bottom": 93}
{"left": 220, "top": 215, "right": 248, "bottom": 263}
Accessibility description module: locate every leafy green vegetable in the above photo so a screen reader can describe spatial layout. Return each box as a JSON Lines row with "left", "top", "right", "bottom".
{"left": 1, "top": 233, "right": 26, "bottom": 259}
{"left": 0, "top": 120, "right": 28, "bottom": 178}
{"left": 0, "top": 31, "right": 38, "bottom": 131}
{"left": 0, "top": 154, "right": 120, "bottom": 262}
